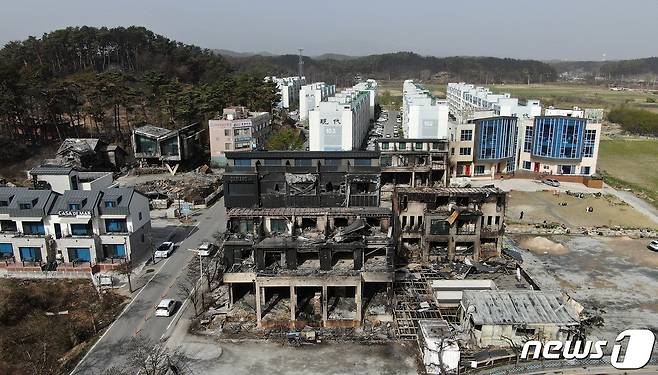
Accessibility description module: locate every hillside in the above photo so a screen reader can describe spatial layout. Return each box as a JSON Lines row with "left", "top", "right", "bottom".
{"left": 548, "top": 57, "right": 658, "bottom": 78}
{"left": 221, "top": 51, "right": 558, "bottom": 86}
{"left": 0, "top": 26, "right": 280, "bottom": 164}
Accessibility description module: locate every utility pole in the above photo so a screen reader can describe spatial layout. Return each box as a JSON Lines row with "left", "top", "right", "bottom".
{"left": 298, "top": 48, "right": 304, "bottom": 78}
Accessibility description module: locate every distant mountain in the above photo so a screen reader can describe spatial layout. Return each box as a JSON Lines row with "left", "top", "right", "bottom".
{"left": 225, "top": 51, "right": 558, "bottom": 86}
{"left": 213, "top": 49, "right": 276, "bottom": 58}
{"left": 547, "top": 57, "right": 658, "bottom": 77}
{"left": 312, "top": 53, "right": 357, "bottom": 61}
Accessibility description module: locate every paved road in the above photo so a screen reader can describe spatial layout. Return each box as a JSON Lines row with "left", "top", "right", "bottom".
{"left": 382, "top": 110, "right": 400, "bottom": 137}
{"left": 72, "top": 198, "right": 227, "bottom": 374}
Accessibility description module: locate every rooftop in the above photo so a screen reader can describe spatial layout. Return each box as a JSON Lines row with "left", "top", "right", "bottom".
{"left": 228, "top": 206, "right": 391, "bottom": 218}
{"left": 462, "top": 290, "right": 580, "bottom": 326}
{"left": 133, "top": 125, "right": 175, "bottom": 139}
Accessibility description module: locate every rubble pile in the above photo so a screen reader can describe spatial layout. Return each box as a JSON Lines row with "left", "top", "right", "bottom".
{"left": 508, "top": 222, "right": 658, "bottom": 238}
{"left": 133, "top": 172, "right": 221, "bottom": 203}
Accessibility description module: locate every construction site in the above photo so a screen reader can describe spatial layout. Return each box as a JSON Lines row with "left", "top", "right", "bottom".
{"left": 184, "top": 148, "right": 606, "bottom": 375}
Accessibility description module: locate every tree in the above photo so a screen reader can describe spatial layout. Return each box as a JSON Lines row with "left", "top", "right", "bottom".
{"left": 116, "top": 261, "right": 135, "bottom": 293}
{"left": 177, "top": 258, "right": 203, "bottom": 316}
{"left": 266, "top": 127, "right": 304, "bottom": 150}
{"left": 103, "top": 336, "right": 191, "bottom": 375}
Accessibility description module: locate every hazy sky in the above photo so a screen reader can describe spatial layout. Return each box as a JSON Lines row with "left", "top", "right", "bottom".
{"left": 1, "top": 0, "right": 656, "bottom": 60}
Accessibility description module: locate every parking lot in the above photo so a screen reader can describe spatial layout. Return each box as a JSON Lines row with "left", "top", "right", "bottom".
{"left": 365, "top": 110, "right": 402, "bottom": 150}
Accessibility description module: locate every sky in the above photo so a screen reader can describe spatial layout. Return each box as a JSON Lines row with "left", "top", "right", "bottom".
{"left": 0, "top": 0, "right": 657, "bottom": 61}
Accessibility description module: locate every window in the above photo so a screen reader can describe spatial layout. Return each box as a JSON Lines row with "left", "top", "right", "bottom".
{"left": 354, "top": 158, "right": 371, "bottom": 166}
{"left": 581, "top": 166, "right": 591, "bottom": 175}
{"left": 234, "top": 159, "right": 251, "bottom": 166}
{"left": 523, "top": 161, "right": 532, "bottom": 170}
{"left": 495, "top": 216, "right": 500, "bottom": 225}
{"left": 270, "top": 219, "right": 287, "bottom": 233}
{"left": 22, "top": 222, "right": 45, "bottom": 235}
{"left": 381, "top": 155, "right": 392, "bottom": 167}
{"left": 459, "top": 147, "right": 471, "bottom": 156}
{"left": 139, "top": 212, "right": 143, "bottom": 220}
{"left": 68, "top": 203, "right": 81, "bottom": 210}
{"left": 559, "top": 165, "right": 575, "bottom": 175}
{"left": 224, "top": 143, "right": 232, "bottom": 150}
{"left": 104, "top": 201, "right": 116, "bottom": 208}
{"left": 398, "top": 142, "right": 407, "bottom": 150}
{"left": 451, "top": 148, "right": 455, "bottom": 156}
{"left": 295, "top": 159, "right": 312, "bottom": 166}
{"left": 460, "top": 129, "right": 473, "bottom": 141}
{"left": 475, "top": 165, "right": 485, "bottom": 175}
{"left": 381, "top": 142, "right": 389, "bottom": 150}
{"left": 224, "top": 129, "right": 230, "bottom": 136}
{"left": 524, "top": 126, "right": 533, "bottom": 152}
{"left": 432, "top": 142, "right": 440, "bottom": 150}
{"left": 70, "top": 223, "right": 92, "bottom": 236}
{"left": 19, "top": 203, "right": 32, "bottom": 210}
{"left": 105, "top": 219, "right": 127, "bottom": 233}
{"left": 415, "top": 142, "right": 423, "bottom": 150}
{"left": 0, "top": 200, "right": 7, "bottom": 207}
{"left": 583, "top": 129, "right": 596, "bottom": 157}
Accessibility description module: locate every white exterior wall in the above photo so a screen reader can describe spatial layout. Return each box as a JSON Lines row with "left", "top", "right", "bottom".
{"left": 299, "top": 82, "right": 336, "bottom": 120}
{"left": 309, "top": 83, "right": 373, "bottom": 151}
{"left": 266, "top": 76, "right": 306, "bottom": 109}
{"left": 403, "top": 80, "right": 449, "bottom": 139}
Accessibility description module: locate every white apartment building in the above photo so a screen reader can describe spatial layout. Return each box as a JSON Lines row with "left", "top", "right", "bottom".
{"left": 0, "top": 187, "right": 151, "bottom": 274}
{"left": 308, "top": 83, "right": 373, "bottom": 151}
{"left": 354, "top": 79, "right": 378, "bottom": 120}
{"left": 265, "top": 76, "right": 306, "bottom": 109}
{"left": 402, "top": 80, "right": 449, "bottom": 139}
{"left": 447, "top": 82, "right": 541, "bottom": 122}
{"left": 299, "top": 82, "right": 336, "bottom": 121}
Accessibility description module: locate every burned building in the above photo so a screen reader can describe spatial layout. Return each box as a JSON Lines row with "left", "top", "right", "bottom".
{"left": 132, "top": 123, "right": 202, "bottom": 170}
{"left": 377, "top": 138, "right": 449, "bottom": 188}
{"left": 42, "top": 138, "right": 126, "bottom": 171}
{"left": 393, "top": 187, "right": 506, "bottom": 263}
{"left": 222, "top": 151, "right": 394, "bottom": 328}
{"left": 223, "top": 151, "right": 382, "bottom": 209}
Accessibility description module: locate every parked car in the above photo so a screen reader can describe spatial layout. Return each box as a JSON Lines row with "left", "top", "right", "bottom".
{"left": 542, "top": 178, "right": 560, "bottom": 187}
{"left": 648, "top": 240, "right": 658, "bottom": 252}
{"left": 198, "top": 241, "right": 215, "bottom": 256}
{"left": 155, "top": 299, "right": 177, "bottom": 317}
{"left": 154, "top": 241, "right": 175, "bottom": 258}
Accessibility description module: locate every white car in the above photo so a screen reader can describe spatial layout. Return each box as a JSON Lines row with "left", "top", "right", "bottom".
{"left": 198, "top": 242, "right": 215, "bottom": 256}
{"left": 154, "top": 241, "right": 175, "bottom": 258}
{"left": 155, "top": 299, "right": 177, "bottom": 317}
{"left": 648, "top": 240, "right": 658, "bottom": 252}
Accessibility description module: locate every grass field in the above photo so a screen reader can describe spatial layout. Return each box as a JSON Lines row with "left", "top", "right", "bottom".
{"left": 598, "top": 138, "right": 658, "bottom": 207}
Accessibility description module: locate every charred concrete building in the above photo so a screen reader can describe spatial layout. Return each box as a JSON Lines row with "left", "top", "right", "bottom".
{"left": 221, "top": 151, "right": 394, "bottom": 328}
{"left": 393, "top": 187, "right": 506, "bottom": 263}
{"left": 376, "top": 138, "right": 450, "bottom": 189}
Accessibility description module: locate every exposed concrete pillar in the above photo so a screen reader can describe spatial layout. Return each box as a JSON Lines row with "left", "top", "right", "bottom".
{"left": 322, "top": 285, "right": 328, "bottom": 324}
{"left": 255, "top": 283, "right": 262, "bottom": 327}
{"left": 448, "top": 236, "right": 456, "bottom": 261}
{"left": 421, "top": 237, "right": 429, "bottom": 263}
{"left": 411, "top": 171, "right": 416, "bottom": 187}
{"left": 473, "top": 240, "right": 481, "bottom": 262}
{"left": 228, "top": 284, "right": 234, "bottom": 307}
{"left": 290, "top": 285, "right": 296, "bottom": 322}
{"left": 355, "top": 282, "right": 363, "bottom": 324}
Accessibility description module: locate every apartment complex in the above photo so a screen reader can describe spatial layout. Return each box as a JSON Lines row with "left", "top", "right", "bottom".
{"left": 265, "top": 76, "right": 306, "bottom": 109}
{"left": 308, "top": 82, "right": 375, "bottom": 151}
{"left": 446, "top": 82, "right": 601, "bottom": 179}
{"left": 0, "top": 187, "right": 150, "bottom": 274}
{"left": 299, "top": 82, "right": 336, "bottom": 121}
{"left": 402, "top": 80, "right": 449, "bottom": 139}
{"left": 221, "top": 151, "right": 393, "bottom": 328}
{"left": 208, "top": 106, "right": 271, "bottom": 166}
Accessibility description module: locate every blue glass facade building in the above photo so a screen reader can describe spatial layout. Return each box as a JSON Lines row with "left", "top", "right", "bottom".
{"left": 474, "top": 116, "right": 518, "bottom": 162}
{"left": 531, "top": 116, "right": 586, "bottom": 160}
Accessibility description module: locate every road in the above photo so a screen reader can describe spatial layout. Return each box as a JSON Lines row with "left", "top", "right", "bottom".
{"left": 72, "top": 198, "right": 227, "bottom": 375}
{"left": 382, "top": 110, "right": 399, "bottom": 137}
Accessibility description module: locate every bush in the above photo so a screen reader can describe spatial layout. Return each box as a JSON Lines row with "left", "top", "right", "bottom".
{"left": 607, "top": 107, "right": 658, "bottom": 136}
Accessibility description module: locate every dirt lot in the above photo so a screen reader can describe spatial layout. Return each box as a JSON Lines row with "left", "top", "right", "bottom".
{"left": 0, "top": 279, "right": 126, "bottom": 375}
{"left": 513, "top": 234, "right": 658, "bottom": 351}
{"left": 506, "top": 190, "right": 658, "bottom": 230}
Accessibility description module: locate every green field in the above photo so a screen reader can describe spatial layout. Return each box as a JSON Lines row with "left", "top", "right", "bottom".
{"left": 598, "top": 138, "right": 658, "bottom": 207}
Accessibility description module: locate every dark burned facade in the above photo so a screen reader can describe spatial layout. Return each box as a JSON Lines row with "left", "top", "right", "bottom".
{"left": 376, "top": 138, "right": 450, "bottom": 188}
{"left": 393, "top": 187, "right": 506, "bottom": 263}
{"left": 222, "top": 151, "right": 394, "bottom": 329}
{"left": 223, "top": 151, "right": 381, "bottom": 209}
